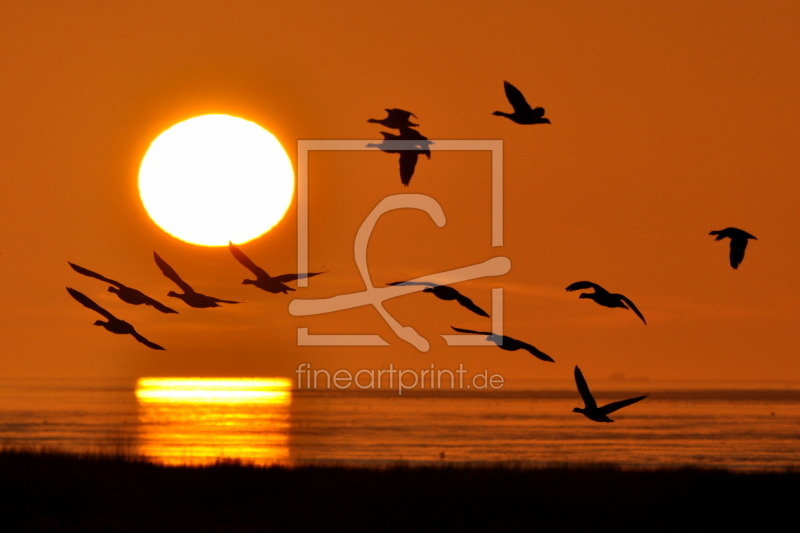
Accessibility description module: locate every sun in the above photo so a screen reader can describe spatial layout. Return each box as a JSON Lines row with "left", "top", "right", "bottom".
{"left": 138, "top": 114, "right": 294, "bottom": 246}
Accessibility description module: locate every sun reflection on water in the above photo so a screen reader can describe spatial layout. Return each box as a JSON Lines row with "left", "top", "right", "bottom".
{"left": 135, "top": 378, "right": 291, "bottom": 466}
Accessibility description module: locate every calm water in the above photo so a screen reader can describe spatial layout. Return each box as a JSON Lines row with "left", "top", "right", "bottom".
{"left": 1, "top": 378, "right": 799, "bottom": 470}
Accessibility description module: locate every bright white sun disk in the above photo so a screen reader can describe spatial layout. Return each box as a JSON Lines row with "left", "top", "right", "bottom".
{"left": 138, "top": 115, "right": 294, "bottom": 246}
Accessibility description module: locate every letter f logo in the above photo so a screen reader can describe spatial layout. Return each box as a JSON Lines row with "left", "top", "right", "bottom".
{"left": 290, "top": 194, "right": 510, "bottom": 351}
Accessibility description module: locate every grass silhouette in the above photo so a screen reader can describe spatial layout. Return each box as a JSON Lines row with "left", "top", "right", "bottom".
{"left": 1, "top": 448, "right": 797, "bottom": 532}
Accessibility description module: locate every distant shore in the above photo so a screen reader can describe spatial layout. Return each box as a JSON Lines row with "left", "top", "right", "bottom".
{"left": 1, "top": 449, "right": 796, "bottom": 532}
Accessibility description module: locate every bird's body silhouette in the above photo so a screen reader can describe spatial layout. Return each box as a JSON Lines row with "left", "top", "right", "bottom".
{"left": 154, "top": 252, "right": 241, "bottom": 308}
{"left": 367, "top": 127, "right": 432, "bottom": 186}
{"left": 67, "top": 288, "right": 165, "bottom": 350}
{"left": 709, "top": 227, "right": 757, "bottom": 269}
{"left": 565, "top": 281, "right": 646, "bottom": 325}
{"left": 572, "top": 366, "right": 646, "bottom": 422}
{"left": 397, "top": 126, "right": 432, "bottom": 158}
{"left": 229, "top": 241, "right": 326, "bottom": 294}
{"left": 68, "top": 262, "right": 178, "bottom": 314}
{"left": 450, "top": 327, "right": 554, "bottom": 362}
{"left": 493, "top": 81, "right": 550, "bottom": 125}
{"left": 387, "top": 281, "right": 489, "bottom": 317}
{"left": 367, "top": 131, "right": 403, "bottom": 154}
{"left": 367, "top": 108, "right": 418, "bottom": 129}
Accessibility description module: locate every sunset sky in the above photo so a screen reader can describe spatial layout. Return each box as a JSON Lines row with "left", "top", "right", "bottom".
{"left": 1, "top": 1, "right": 798, "bottom": 384}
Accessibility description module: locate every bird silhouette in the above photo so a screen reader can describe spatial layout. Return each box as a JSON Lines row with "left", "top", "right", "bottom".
{"left": 68, "top": 262, "right": 178, "bottom": 314}
{"left": 709, "top": 227, "right": 757, "bottom": 269}
{"left": 367, "top": 128, "right": 432, "bottom": 186}
{"left": 572, "top": 365, "right": 646, "bottom": 422}
{"left": 388, "top": 281, "right": 489, "bottom": 317}
{"left": 565, "top": 281, "right": 646, "bottom": 325}
{"left": 367, "top": 108, "right": 418, "bottom": 129}
{"left": 229, "top": 241, "right": 326, "bottom": 294}
{"left": 450, "top": 327, "right": 554, "bottom": 362}
{"left": 493, "top": 81, "right": 550, "bottom": 125}
{"left": 67, "top": 287, "right": 165, "bottom": 350}
{"left": 153, "top": 252, "right": 242, "bottom": 308}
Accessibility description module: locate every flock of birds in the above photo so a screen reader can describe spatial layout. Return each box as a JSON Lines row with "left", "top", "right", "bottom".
{"left": 67, "top": 81, "right": 758, "bottom": 423}
{"left": 66, "top": 243, "right": 325, "bottom": 350}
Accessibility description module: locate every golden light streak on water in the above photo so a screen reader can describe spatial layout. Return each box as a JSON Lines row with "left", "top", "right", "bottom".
{"left": 135, "top": 378, "right": 291, "bottom": 466}
{"left": 136, "top": 378, "right": 291, "bottom": 404}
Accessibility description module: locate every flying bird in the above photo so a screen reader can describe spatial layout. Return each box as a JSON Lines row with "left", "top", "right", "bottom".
{"left": 565, "top": 281, "right": 646, "bottom": 325}
{"left": 66, "top": 287, "right": 165, "bottom": 350}
{"left": 367, "top": 127, "right": 432, "bottom": 186}
{"left": 367, "top": 108, "right": 418, "bottom": 129}
{"left": 153, "top": 252, "right": 242, "bottom": 308}
{"left": 493, "top": 81, "right": 550, "bottom": 125}
{"left": 68, "top": 262, "right": 178, "bottom": 314}
{"left": 572, "top": 365, "right": 646, "bottom": 423}
{"left": 229, "top": 241, "right": 326, "bottom": 294}
{"left": 387, "top": 281, "right": 489, "bottom": 317}
{"left": 709, "top": 227, "right": 757, "bottom": 269}
{"left": 450, "top": 327, "right": 554, "bottom": 362}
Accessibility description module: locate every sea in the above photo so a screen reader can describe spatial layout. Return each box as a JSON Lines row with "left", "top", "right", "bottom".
{"left": 1, "top": 377, "right": 799, "bottom": 470}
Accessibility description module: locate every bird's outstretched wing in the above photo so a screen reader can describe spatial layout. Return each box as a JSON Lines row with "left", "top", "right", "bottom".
{"left": 399, "top": 151, "right": 419, "bottom": 186}
{"left": 131, "top": 330, "right": 166, "bottom": 350}
{"left": 729, "top": 239, "right": 748, "bottom": 269}
{"left": 503, "top": 81, "right": 533, "bottom": 113}
{"left": 711, "top": 227, "right": 757, "bottom": 240}
{"left": 517, "top": 340, "right": 555, "bottom": 362}
{"left": 574, "top": 366, "right": 597, "bottom": 410}
{"left": 144, "top": 297, "right": 179, "bottom": 314}
{"left": 67, "top": 287, "right": 116, "bottom": 321}
{"left": 565, "top": 281, "right": 604, "bottom": 293}
{"left": 153, "top": 253, "right": 194, "bottom": 293}
{"left": 454, "top": 293, "right": 490, "bottom": 318}
{"left": 387, "top": 108, "right": 417, "bottom": 122}
{"left": 619, "top": 295, "right": 647, "bottom": 325}
{"left": 599, "top": 395, "right": 647, "bottom": 415}
{"left": 451, "top": 326, "right": 493, "bottom": 336}
{"left": 387, "top": 281, "right": 438, "bottom": 288}
{"left": 212, "top": 297, "right": 244, "bottom": 304}
{"left": 69, "top": 262, "right": 122, "bottom": 288}
{"left": 229, "top": 242, "right": 269, "bottom": 279}
{"left": 273, "top": 272, "right": 326, "bottom": 283}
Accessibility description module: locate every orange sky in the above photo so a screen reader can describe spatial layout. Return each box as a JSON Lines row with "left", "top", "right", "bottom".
{"left": 0, "top": 1, "right": 798, "bottom": 383}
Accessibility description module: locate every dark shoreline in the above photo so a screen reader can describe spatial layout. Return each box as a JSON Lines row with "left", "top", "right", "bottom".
{"left": 1, "top": 449, "right": 796, "bottom": 532}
